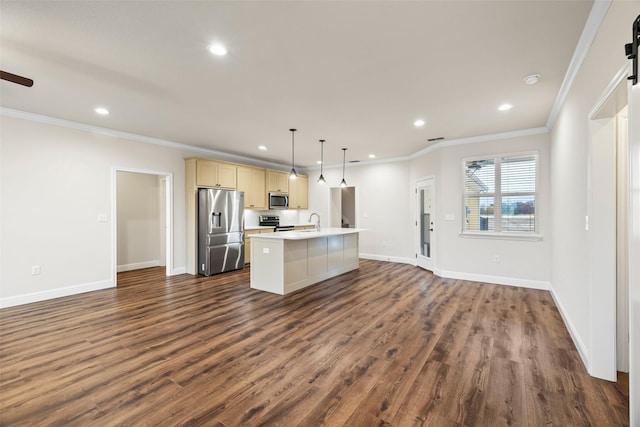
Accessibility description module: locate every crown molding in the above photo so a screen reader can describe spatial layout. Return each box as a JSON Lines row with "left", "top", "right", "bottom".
{"left": 3, "top": 107, "right": 550, "bottom": 172}
{"left": 0, "top": 107, "right": 290, "bottom": 170}
{"left": 409, "top": 126, "right": 549, "bottom": 160}
{"left": 546, "top": 0, "right": 611, "bottom": 129}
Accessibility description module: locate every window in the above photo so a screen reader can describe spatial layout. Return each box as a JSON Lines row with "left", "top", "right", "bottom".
{"left": 463, "top": 153, "right": 537, "bottom": 235}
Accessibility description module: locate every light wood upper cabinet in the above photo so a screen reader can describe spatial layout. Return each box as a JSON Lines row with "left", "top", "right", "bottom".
{"left": 288, "top": 174, "right": 308, "bottom": 209}
{"left": 196, "top": 159, "right": 237, "bottom": 189}
{"left": 267, "top": 170, "right": 289, "bottom": 193}
{"left": 237, "top": 166, "right": 266, "bottom": 209}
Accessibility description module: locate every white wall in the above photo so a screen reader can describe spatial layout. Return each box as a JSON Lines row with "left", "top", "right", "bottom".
{"left": 307, "top": 160, "right": 414, "bottom": 264}
{"left": 549, "top": 0, "right": 639, "bottom": 375}
{"left": 0, "top": 116, "right": 187, "bottom": 307}
{"left": 410, "top": 132, "right": 551, "bottom": 288}
{"left": 116, "top": 171, "right": 162, "bottom": 271}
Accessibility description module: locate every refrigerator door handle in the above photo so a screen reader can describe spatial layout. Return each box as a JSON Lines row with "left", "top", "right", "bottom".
{"left": 212, "top": 212, "right": 222, "bottom": 228}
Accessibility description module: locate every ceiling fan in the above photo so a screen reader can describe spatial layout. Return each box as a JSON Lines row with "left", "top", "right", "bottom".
{"left": 1, "top": 70, "right": 33, "bottom": 87}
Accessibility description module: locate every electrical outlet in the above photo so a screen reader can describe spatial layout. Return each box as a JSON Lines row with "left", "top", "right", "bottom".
{"left": 493, "top": 255, "right": 501, "bottom": 263}
{"left": 31, "top": 265, "right": 41, "bottom": 275}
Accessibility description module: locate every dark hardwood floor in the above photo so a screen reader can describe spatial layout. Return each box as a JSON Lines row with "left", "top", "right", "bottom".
{"left": 0, "top": 260, "right": 629, "bottom": 426}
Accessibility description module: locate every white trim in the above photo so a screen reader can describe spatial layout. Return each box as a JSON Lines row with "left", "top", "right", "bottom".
{"left": 0, "top": 279, "right": 113, "bottom": 309}
{"left": 0, "top": 107, "right": 290, "bottom": 171}
{"left": 359, "top": 256, "right": 552, "bottom": 291}
{"left": 409, "top": 127, "right": 549, "bottom": 161}
{"left": 437, "top": 269, "right": 550, "bottom": 291}
{"left": 546, "top": 0, "right": 612, "bottom": 129}
{"left": 549, "top": 285, "right": 590, "bottom": 371}
{"left": 117, "top": 260, "right": 161, "bottom": 273}
{"left": 172, "top": 267, "right": 187, "bottom": 275}
{"left": 460, "top": 231, "right": 543, "bottom": 241}
{"left": 113, "top": 168, "right": 175, "bottom": 281}
{"left": 359, "top": 253, "right": 415, "bottom": 265}
{"left": 415, "top": 177, "right": 436, "bottom": 272}
{"left": 2, "top": 106, "right": 549, "bottom": 171}
{"left": 462, "top": 151, "right": 540, "bottom": 236}
{"left": 589, "top": 62, "right": 632, "bottom": 119}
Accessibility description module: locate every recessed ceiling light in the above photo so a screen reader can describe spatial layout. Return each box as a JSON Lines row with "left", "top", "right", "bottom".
{"left": 498, "top": 104, "right": 513, "bottom": 111}
{"left": 208, "top": 43, "right": 228, "bottom": 56}
{"left": 414, "top": 119, "right": 426, "bottom": 127}
{"left": 258, "top": 145, "right": 267, "bottom": 151}
{"left": 524, "top": 74, "right": 541, "bottom": 85}
{"left": 94, "top": 107, "right": 109, "bottom": 115}
{"left": 369, "top": 154, "right": 376, "bottom": 159}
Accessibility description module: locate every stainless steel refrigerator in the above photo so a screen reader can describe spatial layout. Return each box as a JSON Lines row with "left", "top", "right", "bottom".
{"left": 198, "top": 188, "right": 244, "bottom": 276}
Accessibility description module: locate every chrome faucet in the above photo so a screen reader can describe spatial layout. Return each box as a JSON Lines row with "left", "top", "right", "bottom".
{"left": 308, "top": 213, "right": 321, "bottom": 231}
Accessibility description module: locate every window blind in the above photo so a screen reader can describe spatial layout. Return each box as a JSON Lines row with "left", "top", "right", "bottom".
{"left": 464, "top": 153, "right": 537, "bottom": 233}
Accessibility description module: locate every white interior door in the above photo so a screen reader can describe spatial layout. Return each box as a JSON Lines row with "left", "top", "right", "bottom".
{"left": 627, "top": 73, "right": 640, "bottom": 427}
{"left": 416, "top": 178, "right": 435, "bottom": 271}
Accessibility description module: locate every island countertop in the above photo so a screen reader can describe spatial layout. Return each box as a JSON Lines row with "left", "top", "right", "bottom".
{"left": 247, "top": 227, "right": 365, "bottom": 240}
{"left": 249, "top": 228, "right": 364, "bottom": 295}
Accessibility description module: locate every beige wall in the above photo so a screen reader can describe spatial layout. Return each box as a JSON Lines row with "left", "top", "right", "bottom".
{"left": 0, "top": 116, "right": 187, "bottom": 306}
{"left": 549, "top": 0, "right": 639, "bottom": 373}
{"left": 410, "top": 131, "right": 551, "bottom": 287}
{"left": 116, "top": 171, "right": 162, "bottom": 271}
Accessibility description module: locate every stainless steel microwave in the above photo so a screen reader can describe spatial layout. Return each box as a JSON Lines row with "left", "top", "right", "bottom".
{"left": 268, "top": 192, "right": 289, "bottom": 210}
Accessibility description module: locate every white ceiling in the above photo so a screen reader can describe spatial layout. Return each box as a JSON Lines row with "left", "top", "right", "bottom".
{"left": 0, "top": 1, "right": 594, "bottom": 168}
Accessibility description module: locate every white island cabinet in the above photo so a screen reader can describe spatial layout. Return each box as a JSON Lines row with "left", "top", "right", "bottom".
{"left": 249, "top": 228, "right": 365, "bottom": 295}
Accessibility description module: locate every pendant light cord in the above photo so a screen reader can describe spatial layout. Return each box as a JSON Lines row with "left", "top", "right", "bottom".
{"left": 342, "top": 148, "right": 346, "bottom": 177}
{"left": 291, "top": 129, "right": 296, "bottom": 169}
{"left": 289, "top": 128, "right": 297, "bottom": 179}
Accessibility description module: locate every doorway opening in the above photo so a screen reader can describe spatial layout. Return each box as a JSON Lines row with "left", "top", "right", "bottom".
{"left": 114, "top": 169, "right": 173, "bottom": 284}
{"left": 329, "top": 186, "right": 356, "bottom": 228}
{"left": 588, "top": 66, "right": 629, "bottom": 381}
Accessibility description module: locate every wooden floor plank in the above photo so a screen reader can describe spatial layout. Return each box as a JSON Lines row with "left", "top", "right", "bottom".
{"left": 0, "top": 260, "right": 629, "bottom": 426}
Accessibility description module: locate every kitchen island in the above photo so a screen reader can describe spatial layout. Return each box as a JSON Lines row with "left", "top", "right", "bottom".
{"left": 248, "top": 228, "right": 365, "bottom": 295}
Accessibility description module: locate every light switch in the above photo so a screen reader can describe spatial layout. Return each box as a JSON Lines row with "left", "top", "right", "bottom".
{"left": 263, "top": 247, "right": 270, "bottom": 254}
{"left": 98, "top": 214, "right": 108, "bottom": 222}
{"left": 445, "top": 213, "right": 455, "bottom": 221}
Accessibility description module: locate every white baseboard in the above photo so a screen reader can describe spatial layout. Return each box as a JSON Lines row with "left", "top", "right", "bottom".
{"left": 0, "top": 279, "right": 114, "bottom": 309}
{"left": 549, "top": 286, "right": 589, "bottom": 370}
{"left": 437, "top": 269, "right": 550, "bottom": 290}
{"left": 117, "top": 260, "right": 160, "bottom": 272}
{"left": 171, "top": 267, "right": 186, "bottom": 275}
{"left": 359, "top": 253, "right": 416, "bottom": 265}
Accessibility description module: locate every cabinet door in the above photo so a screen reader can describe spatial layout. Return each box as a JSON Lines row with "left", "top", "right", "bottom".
{"left": 238, "top": 167, "right": 266, "bottom": 209}
{"left": 196, "top": 160, "right": 218, "bottom": 187}
{"left": 289, "top": 175, "right": 308, "bottom": 209}
{"left": 237, "top": 167, "right": 252, "bottom": 208}
{"left": 217, "top": 163, "right": 237, "bottom": 189}
{"left": 244, "top": 230, "right": 258, "bottom": 264}
{"left": 267, "top": 171, "right": 289, "bottom": 193}
{"left": 250, "top": 168, "right": 266, "bottom": 208}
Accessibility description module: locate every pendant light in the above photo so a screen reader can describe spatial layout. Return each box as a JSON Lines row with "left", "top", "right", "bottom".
{"left": 317, "top": 139, "right": 326, "bottom": 184}
{"left": 339, "top": 147, "right": 348, "bottom": 187}
{"left": 289, "top": 128, "right": 298, "bottom": 180}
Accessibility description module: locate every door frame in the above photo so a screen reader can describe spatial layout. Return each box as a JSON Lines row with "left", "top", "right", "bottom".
{"left": 586, "top": 62, "right": 630, "bottom": 382}
{"left": 329, "top": 185, "right": 358, "bottom": 229}
{"left": 627, "top": 64, "right": 640, "bottom": 427}
{"left": 415, "top": 177, "right": 436, "bottom": 271}
{"left": 112, "top": 167, "right": 174, "bottom": 281}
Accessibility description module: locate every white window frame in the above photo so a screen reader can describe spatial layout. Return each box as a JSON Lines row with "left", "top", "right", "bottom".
{"left": 461, "top": 151, "right": 542, "bottom": 241}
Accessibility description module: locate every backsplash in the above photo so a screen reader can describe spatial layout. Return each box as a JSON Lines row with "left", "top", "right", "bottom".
{"left": 245, "top": 209, "right": 310, "bottom": 227}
